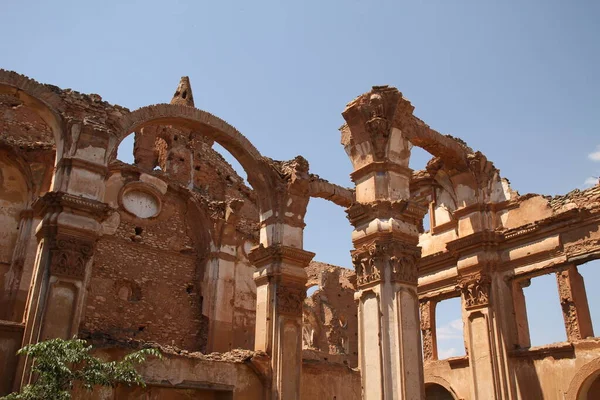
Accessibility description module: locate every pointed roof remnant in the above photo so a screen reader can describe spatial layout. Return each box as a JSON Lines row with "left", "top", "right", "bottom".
{"left": 171, "top": 76, "right": 194, "bottom": 107}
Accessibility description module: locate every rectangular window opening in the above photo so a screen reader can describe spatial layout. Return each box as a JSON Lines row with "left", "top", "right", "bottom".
{"left": 435, "top": 296, "right": 466, "bottom": 359}
{"left": 522, "top": 273, "right": 566, "bottom": 346}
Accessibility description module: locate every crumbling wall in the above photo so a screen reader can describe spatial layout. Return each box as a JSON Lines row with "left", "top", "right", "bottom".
{"left": 72, "top": 345, "right": 265, "bottom": 400}
{"left": 0, "top": 97, "right": 54, "bottom": 147}
{"left": 84, "top": 172, "right": 209, "bottom": 351}
{"left": 301, "top": 361, "right": 361, "bottom": 399}
{"left": 303, "top": 261, "right": 358, "bottom": 367}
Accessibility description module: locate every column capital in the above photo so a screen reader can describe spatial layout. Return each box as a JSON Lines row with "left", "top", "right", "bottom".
{"left": 47, "top": 234, "right": 95, "bottom": 280}
{"left": 457, "top": 271, "right": 492, "bottom": 310}
{"left": 352, "top": 239, "right": 421, "bottom": 287}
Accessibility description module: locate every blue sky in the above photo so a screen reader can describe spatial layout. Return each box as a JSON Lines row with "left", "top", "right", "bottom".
{"left": 2, "top": 0, "right": 599, "bottom": 356}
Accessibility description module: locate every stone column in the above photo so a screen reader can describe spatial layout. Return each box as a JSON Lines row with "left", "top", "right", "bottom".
{"left": 556, "top": 265, "right": 594, "bottom": 341}
{"left": 349, "top": 206, "right": 425, "bottom": 400}
{"left": 341, "top": 86, "right": 426, "bottom": 399}
{"left": 249, "top": 244, "right": 314, "bottom": 400}
{"left": 420, "top": 300, "right": 437, "bottom": 361}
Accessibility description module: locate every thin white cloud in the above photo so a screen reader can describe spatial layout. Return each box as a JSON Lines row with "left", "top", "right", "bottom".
{"left": 584, "top": 177, "right": 598, "bottom": 187}
{"left": 438, "top": 347, "right": 457, "bottom": 359}
{"left": 436, "top": 319, "right": 463, "bottom": 340}
{"left": 588, "top": 146, "right": 600, "bottom": 162}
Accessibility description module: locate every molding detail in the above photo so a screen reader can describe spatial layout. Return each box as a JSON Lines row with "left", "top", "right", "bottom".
{"left": 249, "top": 244, "right": 315, "bottom": 269}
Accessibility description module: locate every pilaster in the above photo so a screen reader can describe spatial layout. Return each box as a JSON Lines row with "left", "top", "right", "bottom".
{"left": 449, "top": 232, "right": 516, "bottom": 400}
{"left": 420, "top": 300, "right": 437, "bottom": 361}
{"left": 15, "top": 192, "right": 110, "bottom": 390}
{"left": 249, "top": 244, "right": 314, "bottom": 400}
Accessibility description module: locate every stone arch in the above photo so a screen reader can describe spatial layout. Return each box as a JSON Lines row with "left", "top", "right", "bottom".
{"left": 565, "top": 357, "right": 600, "bottom": 400}
{"left": 308, "top": 178, "right": 354, "bottom": 208}
{"left": 424, "top": 375, "right": 461, "bottom": 400}
{"left": 117, "top": 104, "right": 278, "bottom": 210}
{"left": 0, "top": 70, "right": 65, "bottom": 155}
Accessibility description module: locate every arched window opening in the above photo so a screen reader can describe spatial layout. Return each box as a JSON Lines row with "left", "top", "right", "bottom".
{"left": 522, "top": 273, "right": 567, "bottom": 346}
{"left": 116, "top": 133, "right": 135, "bottom": 164}
{"left": 212, "top": 143, "right": 248, "bottom": 185}
{"left": 306, "top": 285, "right": 319, "bottom": 297}
{"left": 409, "top": 144, "right": 433, "bottom": 172}
{"left": 435, "top": 297, "right": 466, "bottom": 359}
{"left": 421, "top": 208, "right": 431, "bottom": 234}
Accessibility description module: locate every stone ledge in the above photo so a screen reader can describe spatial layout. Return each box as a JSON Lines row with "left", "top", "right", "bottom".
{"left": 509, "top": 342, "right": 574, "bottom": 359}
{"left": 0, "top": 319, "right": 25, "bottom": 333}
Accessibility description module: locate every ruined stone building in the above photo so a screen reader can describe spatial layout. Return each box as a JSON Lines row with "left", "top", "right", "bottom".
{"left": 0, "top": 69, "right": 599, "bottom": 399}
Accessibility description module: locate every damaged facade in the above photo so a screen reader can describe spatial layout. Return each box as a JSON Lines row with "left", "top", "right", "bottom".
{"left": 0, "top": 70, "right": 598, "bottom": 400}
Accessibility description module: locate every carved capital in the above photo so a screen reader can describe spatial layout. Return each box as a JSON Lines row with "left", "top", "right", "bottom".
{"left": 351, "top": 240, "right": 420, "bottom": 287}
{"left": 276, "top": 285, "right": 305, "bottom": 316}
{"left": 457, "top": 272, "right": 491, "bottom": 309}
{"left": 49, "top": 235, "right": 95, "bottom": 279}
{"left": 342, "top": 86, "right": 414, "bottom": 163}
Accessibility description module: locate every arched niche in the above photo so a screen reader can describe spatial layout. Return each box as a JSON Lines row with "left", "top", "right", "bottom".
{"left": 566, "top": 357, "right": 600, "bottom": 400}
{"left": 116, "top": 104, "right": 278, "bottom": 212}
{"left": 424, "top": 376, "right": 460, "bottom": 400}
{"left": 0, "top": 153, "right": 30, "bottom": 266}
{"left": 0, "top": 70, "right": 65, "bottom": 160}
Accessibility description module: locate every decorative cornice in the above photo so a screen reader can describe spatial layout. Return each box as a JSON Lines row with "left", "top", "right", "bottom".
{"left": 248, "top": 244, "right": 315, "bottom": 269}
{"left": 350, "top": 161, "right": 413, "bottom": 183}
{"left": 446, "top": 231, "right": 502, "bottom": 255}
{"left": 346, "top": 200, "right": 427, "bottom": 228}
{"left": 33, "top": 191, "right": 111, "bottom": 219}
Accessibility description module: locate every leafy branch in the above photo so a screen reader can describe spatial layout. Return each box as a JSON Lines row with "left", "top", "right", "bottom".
{"left": 2, "top": 337, "right": 161, "bottom": 400}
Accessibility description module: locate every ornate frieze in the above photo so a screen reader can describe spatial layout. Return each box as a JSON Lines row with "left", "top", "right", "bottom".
{"left": 49, "top": 235, "right": 94, "bottom": 279}
{"left": 457, "top": 273, "right": 491, "bottom": 309}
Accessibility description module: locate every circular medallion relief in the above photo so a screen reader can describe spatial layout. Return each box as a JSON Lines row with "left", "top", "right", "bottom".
{"left": 120, "top": 183, "right": 162, "bottom": 219}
